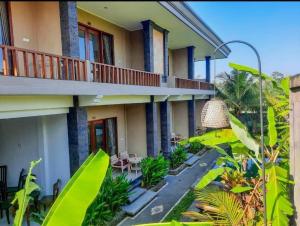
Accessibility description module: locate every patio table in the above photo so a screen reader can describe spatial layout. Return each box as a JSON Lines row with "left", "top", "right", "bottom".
{"left": 128, "top": 157, "right": 142, "bottom": 175}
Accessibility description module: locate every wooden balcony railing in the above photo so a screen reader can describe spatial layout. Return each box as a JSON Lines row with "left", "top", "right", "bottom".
{"left": 0, "top": 45, "right": 161, "bottom": 87}
{"left": 91, "top": 62, "right": 160, "bottom": 87}
{"left": 0, "top": 45, "right": 87, "bottom": 81}
{"left": 175, "top": 77, "right": 213, "bottom": 90}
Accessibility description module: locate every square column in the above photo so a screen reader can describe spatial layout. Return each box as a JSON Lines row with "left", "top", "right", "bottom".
{"left": 187, "top": 46, "right": 195, "bottom": 79}
{"left": 160, "top": 100, "right": 171, "bottom": 158}
{"left": 163, "top": 30, "right": 169, "bottom": 82}
{"left": 142, "top": 20, "right": 154, "bottom": 72}
{"left": 188, "top": 96, "right": 196, "bottom": 137}
{"left": 59, "top": 1, "right": 79, "bottom": 57}
{"left": 205, "top": 56, "right": 211, "bottom": 83}
{"left": 60, "top": 3, "right": 88, "bottom": 174}
{"left": 67, "top": 97, "right": 89, "bottom": 175}
{"left": 146, "top": 96, "right": 158, "bottom": 157}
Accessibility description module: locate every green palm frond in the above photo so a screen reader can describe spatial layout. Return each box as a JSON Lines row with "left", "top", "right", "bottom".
{"left": 183, "top": 187, "right": 244, "bottom": 226}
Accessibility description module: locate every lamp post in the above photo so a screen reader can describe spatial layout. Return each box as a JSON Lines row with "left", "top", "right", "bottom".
{"left": 201, "top": 40, "right": 266, "bottom": 226}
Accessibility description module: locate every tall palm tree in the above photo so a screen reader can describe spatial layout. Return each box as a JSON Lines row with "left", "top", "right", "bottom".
{"left": 216, "top": 69, "right": 259, "bottom": 117}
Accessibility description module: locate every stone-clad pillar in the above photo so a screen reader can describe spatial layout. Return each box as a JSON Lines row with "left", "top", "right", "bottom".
{"left": 60, "top": 2, "right": 88, "bottom": 175}
{"left": 205, "top": 56, "right": 211, "bottom": 83}
{"left": 187, "top": 46, "right": 196, "bottom": 137}
{"left": 188, "top": 96, "right": 196, "bottom": 137}
{"left": 67, "top": 97, "right": 89, "bottom": 175}
{"left": 187, "top": 46, "right": 195, "bottom": 80}
{"left": 163, "top": 30, "right": 169, "bottom": 82}
{"left": 160, "top": 100, "right": 171, "bottom": 158}
{"left": 142, "top": 20, "right": 154, "bottom": 72}
{"left": 59, "top": 1, "right": 79, "bottom": 57}
{"left": 146, "top": 96, "right": 158, "bottom": 157}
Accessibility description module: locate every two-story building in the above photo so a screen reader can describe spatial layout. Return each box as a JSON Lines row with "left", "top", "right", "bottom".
{"left": 0, "top": 1, "right": 230, "bottom": 195}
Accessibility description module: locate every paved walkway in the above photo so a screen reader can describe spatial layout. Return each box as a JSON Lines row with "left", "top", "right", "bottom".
{"left": 118, "top": 150, "right": 218, "bottom": 226}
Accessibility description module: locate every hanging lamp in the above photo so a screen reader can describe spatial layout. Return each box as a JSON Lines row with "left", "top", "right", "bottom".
{"left": 201, "top": 48, "right": 229, "bottom": 128}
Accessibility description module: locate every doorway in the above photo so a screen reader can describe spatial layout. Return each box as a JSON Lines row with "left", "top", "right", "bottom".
{"left": 88, "top": 118, "right": 118, "bottom": 156}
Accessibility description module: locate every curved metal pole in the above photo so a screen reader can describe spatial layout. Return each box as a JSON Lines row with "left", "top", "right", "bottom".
{"left": 213, "top": 40, "right": 266, "bottom": 226}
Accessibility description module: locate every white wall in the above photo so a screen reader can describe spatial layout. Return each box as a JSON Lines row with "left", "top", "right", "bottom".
{"left": 41, "top": 115, "right": 70, "bottom": 195}
{"left": 0, "top": 114, "right": 70, "bottom": 195}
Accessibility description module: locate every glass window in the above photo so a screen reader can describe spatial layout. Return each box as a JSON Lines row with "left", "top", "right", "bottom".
{"left": 78, "top": 29, "right": 86, "bottom": 60}
{"left": 78, "top": 25, "right": 114, "bottom": 65}
{"left": 89, "top": 32, "right": 100, "bottom": 62}
{"left": 94, "top": 123, "right": 105, "bottom": 150}
{"left": 102, "top": 34, "right": 113, "bottom": 65}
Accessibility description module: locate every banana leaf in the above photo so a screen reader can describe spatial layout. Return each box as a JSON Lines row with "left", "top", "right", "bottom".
{"left": 42, "top": 150, "right": 109, "bottom": 226}
{"left": 136, "top": 221, "right": 213, "bottom": 226}
{"left": 12, "top": 159, "right": 41, "bottom": 226}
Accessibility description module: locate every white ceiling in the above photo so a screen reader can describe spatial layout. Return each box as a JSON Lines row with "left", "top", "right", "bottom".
{"left": 77, "top": 1, "right": 227, "bottom": 61}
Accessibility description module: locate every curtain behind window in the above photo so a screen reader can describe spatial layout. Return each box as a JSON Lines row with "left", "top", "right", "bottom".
{"left": 0, "top": 2, "right": 10, "bottom": 45}
{"left": 102, "top": 34, "right": 113, "bottom": 65}
{"left": 106, "top": 118, "right": 117, "bottom": 156}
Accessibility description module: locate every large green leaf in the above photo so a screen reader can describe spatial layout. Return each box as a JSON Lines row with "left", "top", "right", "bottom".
{"left": 266, "top": 165, "right": 293, "bottom": 226}
{"left": 280, "top": 77, "right": 290, "bottom": 96}
{"left": 230, "top": 185, "right": 253, "bottom": 193}
{"left": 196, "top": 167, "right": 231, "bottom": 190}
{"left": 42, "top": 150, "right": 109, "bottom": 226}
{"left": 229, "top": 62, "right": 271, "bottom": 81}
{"left": 228, "top": 113, "right": 260, "bottom": 159}
{"left": 267, "top": 107, "right": 278, "bottom": 147}
{"left": 137, "top": 221, "right": 213, "bottom": 226}
{"left": 188, "top": 129, "right": 238, "bottom": 146}
{"left": 12, "top": 159, "right": 41, "bottom": 226}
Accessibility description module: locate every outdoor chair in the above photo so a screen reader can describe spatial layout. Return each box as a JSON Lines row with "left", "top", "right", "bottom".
{"left": 39, "top": 179, "right": 61, "bottom": 211}
{"left": 0, "top": 182, "right": 12, "bottom": 224}
{"left": 0, "top": 165, "right": 7, "bottom": 188}
{"left": 111, "top": 154, "right": 129, "bottom": 173}
{"left": 7, "top": 168, "right": 25, "bottom": 197}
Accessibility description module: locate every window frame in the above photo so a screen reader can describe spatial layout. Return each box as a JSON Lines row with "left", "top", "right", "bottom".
{"left": 88, "top": 117, "right": 118, "bottom": 155}
{"left": 78, "top": 23, "right": 115, "bottom": 65}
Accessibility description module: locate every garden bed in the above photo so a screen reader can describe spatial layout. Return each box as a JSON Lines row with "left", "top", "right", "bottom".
{"left": 168, "top": 163, "right": 186, "bottom": 175}
{"left": 150, "top": 179, "right": 167, "bottom": 192}
{"left": 107, "top": 210, "right": 126, "bottom": 226}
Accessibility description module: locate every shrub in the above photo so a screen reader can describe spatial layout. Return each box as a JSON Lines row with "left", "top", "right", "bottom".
{"left": 170, "top": 145, "right": 188, "bottom": 169}
{"left": 83, "top": 167, "right": 130, "bottom": 226}
{"left": 141, "top": 155, "right": 169, "bottom": 188}
{"left": 188, "top": 141, "right": 204, "bottom": 154}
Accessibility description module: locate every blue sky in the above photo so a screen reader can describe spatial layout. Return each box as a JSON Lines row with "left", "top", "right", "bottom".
{"left": 188, "top": 1, "right": 300, "bottom": 78}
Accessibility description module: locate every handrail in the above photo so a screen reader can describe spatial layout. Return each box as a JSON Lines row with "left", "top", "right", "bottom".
{"left": 0, "top": 44, "right": 87, "bottom": 81}
{"left": 175, "top": 77, "right": 213, "bottom": 90}
{"left": 0, "top": 44, "right": 161, "bottom": 87}
{"left": 91, "top": 61, "right": 161, "bottom": 87}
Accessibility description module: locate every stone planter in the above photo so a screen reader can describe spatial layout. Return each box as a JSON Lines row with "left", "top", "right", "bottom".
{"left": 150, "top": 179, "right": 166, "bottom": 192}
{"left": 108, "top": 210, "right": 126, "bottom": 226}
{"left": 168, "top": 163, "right": 186, "bottom": 175}
{"left": 196, "top": 148, "right": 207, "bottom": 156}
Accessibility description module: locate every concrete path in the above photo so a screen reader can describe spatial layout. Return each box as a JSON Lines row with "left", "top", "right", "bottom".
{"left": 118, "top": 150, "right": 218, "bottom": 226}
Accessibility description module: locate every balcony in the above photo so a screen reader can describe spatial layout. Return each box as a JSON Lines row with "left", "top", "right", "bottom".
{"left": 0, "top": 45, "right": 161, "bottom": 87}
{"left": 173, "top": 77, "right": 213, "bottom": 90}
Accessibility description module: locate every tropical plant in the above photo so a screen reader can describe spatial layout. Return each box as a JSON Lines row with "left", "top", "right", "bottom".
{"left": 216, "top": 69, "right": 260, "bottom": 117}
{"left": 12, "top": 159, "right": 41, "bottom": 226}
{"left": 188, "top": 141, "right": 204, "bottom": 154}
{"left": 83, "top": 167, "right": 130, "bottom": 226}
{"left": 13, "top": 150, "right": 109, "bottom": 226}
{"left": 170, "top": 145, "right": 188, "bottom": 169}
{"left": 141, "top": 154, "right": 169, "bottom": 188}
{"left": 181, "top": 64, "right": 293, "bottom": 225}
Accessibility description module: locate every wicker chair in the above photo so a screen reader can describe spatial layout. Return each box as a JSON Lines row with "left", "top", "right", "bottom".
{"left": 110, "top": 154, "right": 129, "bottom": 173}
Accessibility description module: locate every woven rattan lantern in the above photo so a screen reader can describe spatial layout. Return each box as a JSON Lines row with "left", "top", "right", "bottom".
{"left": 200, "top": 43, "right": 231, "bottom": 129}
{"left": 201, "top": 98, "right": 229, "bottom": 128}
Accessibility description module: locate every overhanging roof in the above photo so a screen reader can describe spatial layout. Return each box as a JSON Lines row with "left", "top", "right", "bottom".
{"left": 77, "top": 1, "right": 230, "bottom": 61}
